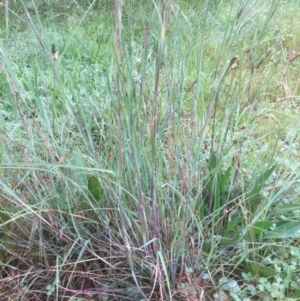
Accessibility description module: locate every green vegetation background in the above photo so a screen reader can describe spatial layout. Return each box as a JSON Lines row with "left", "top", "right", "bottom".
{"left": 0, "top": 0, "right": 300, "bottom": 300}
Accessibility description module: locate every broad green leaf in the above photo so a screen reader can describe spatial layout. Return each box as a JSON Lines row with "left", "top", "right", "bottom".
{"left": 246, "top": 165, "right": 276, "bottom": 208}
{"left": 222, "top": 231, "right": 240, "bottom": 245}
{"left": 213, "top": 180, "right": 221, "bottom": 211}
{"left": 225, "top": 218, "right": 242, "bottom": 232}
{"left": 255, "top": 165, "right": 276, "bottom": 188}
{"left": 269, "top": 204, "right": 300, "bottom": 218}
{"left": 245, "top": 260, "right": 278, "bottom": 277}
{"left": 57, "top": 199, "right": 73, "bottom": 210}
{"left": 219, "top": 165, "right": 232, "bottom": 192}
{"left": 291, "top": 289, "right": 300, "bottom": 299}
{"left": 264, "top": 222, "right": 300, "bottom": 239}
{"left": 251, "top": 221, "right": 274, "bottom": 235}
{"left": 284, "top": 265, "right": 293, "bottom": 289}
{"left": 88, "top": 175, "right": 102, "bottom": 202}
{"left": 223, "top": 217, "right": 243, "bottom": 244}
{"left": 250, "top": 221, "right": 289, "bottom": 236}
{"left": 208, "top": 151, "right": 217, "bottom": 171}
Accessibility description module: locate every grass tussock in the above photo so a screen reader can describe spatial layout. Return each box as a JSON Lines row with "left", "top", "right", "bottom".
{"left": 0, "top": 0, "right": 300, "bottom": 300}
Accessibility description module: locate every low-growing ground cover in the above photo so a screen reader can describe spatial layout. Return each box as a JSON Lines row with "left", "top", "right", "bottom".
{"left": 0, "top": 0, "right": 300, "bottom": 300}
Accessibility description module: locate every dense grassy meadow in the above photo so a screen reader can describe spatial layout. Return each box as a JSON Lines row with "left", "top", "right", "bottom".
{"left": 1, "top": 0, "right": 300, "bottom": 300}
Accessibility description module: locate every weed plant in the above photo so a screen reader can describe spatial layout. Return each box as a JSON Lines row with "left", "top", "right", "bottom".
{"left": 0, "top": 0, "right": 300, "bottom": 300}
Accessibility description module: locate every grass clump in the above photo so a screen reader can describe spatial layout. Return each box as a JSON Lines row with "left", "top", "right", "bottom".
{"left": 1, "top": 0, "right": 300, "bottom": 300}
